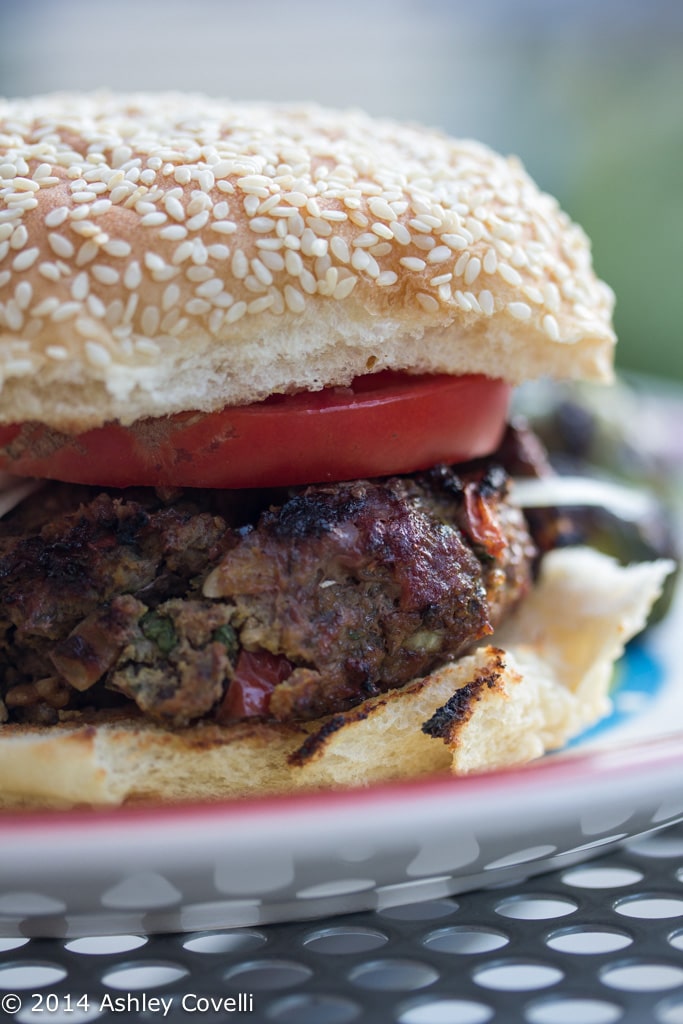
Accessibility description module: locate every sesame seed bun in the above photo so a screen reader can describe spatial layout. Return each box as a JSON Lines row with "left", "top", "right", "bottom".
{"left": 0, "top": 92, "right": 615, "bottom": 432}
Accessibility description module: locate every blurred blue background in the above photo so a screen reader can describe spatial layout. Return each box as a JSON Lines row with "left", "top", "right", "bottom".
{"left": 1, "top": 0, "right": 681, "bottom": 380}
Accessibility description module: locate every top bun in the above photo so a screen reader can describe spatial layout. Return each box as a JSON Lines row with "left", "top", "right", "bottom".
{"left": 0, "top": 93, "right": 615, "bottom": 431}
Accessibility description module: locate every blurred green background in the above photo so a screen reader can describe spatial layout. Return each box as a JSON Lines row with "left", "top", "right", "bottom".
{"left": 1, "top": 0, "right": 681, "bottom": 380}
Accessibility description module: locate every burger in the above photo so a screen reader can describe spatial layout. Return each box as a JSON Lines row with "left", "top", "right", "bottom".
{"left": 0, "top": 93, "right": 672, "bottom": 807}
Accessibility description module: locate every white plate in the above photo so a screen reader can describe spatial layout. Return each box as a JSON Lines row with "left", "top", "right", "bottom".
{"left": 0, "top": 577, "right": 681, "bottom": 938}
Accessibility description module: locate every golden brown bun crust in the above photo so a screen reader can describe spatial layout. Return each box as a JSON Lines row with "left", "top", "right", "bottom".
{"left": 0, "top": 550, "right": 671, "bottom": 809}
{"left": 0, "top": 93, "right": 615, "bottom": 431}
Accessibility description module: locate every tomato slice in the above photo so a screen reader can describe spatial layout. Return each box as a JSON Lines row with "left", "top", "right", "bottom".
{"left": 0, "top": 372, "right": 510, "bottom": 489}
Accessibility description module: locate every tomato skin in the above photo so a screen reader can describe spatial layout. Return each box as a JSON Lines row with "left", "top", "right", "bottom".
{"left": 0, "top": 372, "right": 510, "bottom": 489}
{"left": 463, "top": 483, "right": 507, "bottom": 558}
{"left": 218, "top": 650, "right": 293, "bottom": 720}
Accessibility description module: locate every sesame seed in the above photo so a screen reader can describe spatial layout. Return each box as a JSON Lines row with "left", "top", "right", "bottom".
{"left": 427, "top": 245, "right": 451, "bottom": 264}
{"left": 351, "top": 249, "right": 370, "bottom": 272}
{"left": 479, "top": 289, "right": 495, "bottom": 315}
{"left": 464, "top": 291, "right": 481, "bottom": 313}
{"left": 299, "top": 269, "right": 317, "bottom": 294}
{"left": 377, "top": 271, "right": 398, "bottom": 287}
{"left": 430, "top": 273, "right": 452, "bottom": 287}
{"left": 413, "top": 235, "right": 435, "bottom": 252}
{"left": 185, "top": 298, "right": 211, "bottom": 316}
{"left": 543, "top": 283, "right": 561, "bottom": 312}
{"left": 46, "top": 345, "right": 69, "bottom": 360}
{"left": 368, "top": 197, "right": 395, "bottom": 221}
{"left": 251, "top": 258, "right": 273, "bottom": 287}
{"left": 87, "top": 294, "right": 106, "bottom": 318}
{"left": 186, "top": 264, "right": 212, "bottom": 282}
{"left": 13, "top": 177, "right": 39, "bottom": 193}
{"left": 284, "top": 284, "right": 305, "bottom": 313}
{"left": 247, "top": 215, "right": 275, "bottom": 235}
{"left": 208, "top": 243, "right": 231, "bottom": 261}
{"left": 48, "top": 233, "right": 75, "bottom": 259}
{"left": 4, "top": 357, "right": 33, "bottom": 375}
{"left": 32, "top": 297, "right": 60, "bottom": 317}
{"left": 71, "top": 272, "right": 89, "bottom": 301}
{"left": 210, "top": 220, "right": 237, "bottom": 235}
{"left": 483, "top": 248, "right": 498, "bottom": 274}
{"left": 52, "top": 301, "right": 82, "bottom": 323}
{"left": 141, "top": 306, "right": 161, "bottom": 335}
{"left": 187, "top": 210, "right": 210, "bottom": 232}
{"left": 76, "top": 240, "right": 99, "bottom": 266}
{"left": 441, "top": 233, "right": 469, "bottom": 250}
{"left": 370, "top": 242, "right": 392, "bottom": 258}
{"left": 306, "top": 217, "right": 332, "bottom": 238}
{"left": 543, "top": 313, "right": 560, "bottom": 340}
{"left": 10, "top": 224, "right": 28, "bottom": 250}
{"left": 225, "top": 300, "right": 247, "bottom": 323}
{"left": 523, "top": 285, "right": 544, "bottom": 305}
{"left": 348, "top": 210, "right": 368, "bottom": 228}
{"left": 92, "top": 264, "right": 119, "bottom": 285}
{"left": 135, "top": 338, "right": 161, "bottom": 356}
{"left": 85, "top": 341, "right": 112, "bottom": 367}
{"left": 285, "top": 250, "right": 303, "bottom": 277}
{"left": 123, "top": 261, "right": 142, "bottom": 289}
{"left": 103, "top": 239, "right": 132, "bottom": 258}
{"left": 37, "top": 262, "right": 61, "bottom": 283}
{"left": 160, "top": 225, "right": 187, "bottom": 241}
{"left": 248, "top": 294, "right": 274, "bottom": 315}
{"left": 231, "top": 249, "right": 248, "bottom": 279}
{"left": 165, "top": 196, "right": 186, "bottom": 222}
{"left": 123, "top": 294, "right": 139, "bottom": 322}
{"left": 161, "top": 284, "right": 180, "bottom": 311}
{"left": 140, "top": 211, "right": 167, "bottom": 227}
{"left": 14, "top": 281, "right": 32, "bottom": 310}
{"left": 416, "top": 292, "right": 439, "bottom": 313}
{"left": 464, "top": 257, "right": 481, "bottom": 285}
{"left": 12, "top": 247, "right": 39, "bottom": 272}
{"left": 508, "top": 301, "right": 532, "bottom": 320}
{"left": 498, "top": 263, "right": 523, "bottom": 287}
{"left": 399, "top": 256, "right": 426, "bottom": 272}
{"left": 171, "top": 241, "right": 193, "bottom": 265}
{"left": 454, "top": 253, "right": 469, "bottom": 277}
{"left": 327, "top": 236, "right": 348, "bottom": 264}
{"left": 212, "top": 291, "right": 234, "bottom": 308}
{"left": 196, "top": 278, "right": 224, "bottom": 299}
{"left": 243, "top": 195, "right": 260, "bottom": 217}
{"left": 390, "top": 222, "right": 411, "bottom": 245}
{"left": 44, "top": 206, "right": 69, "bottom": 228}
{"left": 144, "top": 253, "right": 166, "bottom": 273}
{"left": 91, "top": 199, "right": 112, "bottom": 216}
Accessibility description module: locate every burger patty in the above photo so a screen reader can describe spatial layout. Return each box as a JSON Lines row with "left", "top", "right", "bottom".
{"left": 0, "top": 461, "right": 536, "bottom": 728}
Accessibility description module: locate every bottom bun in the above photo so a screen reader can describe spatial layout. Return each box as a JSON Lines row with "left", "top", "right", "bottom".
{"left": 0, "top": 548, "right": 673, "bottom": 809}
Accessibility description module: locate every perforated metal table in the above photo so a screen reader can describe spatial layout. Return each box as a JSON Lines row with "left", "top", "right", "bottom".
{"left": 1, "top": 823, "right": 682, "bottom": 1023}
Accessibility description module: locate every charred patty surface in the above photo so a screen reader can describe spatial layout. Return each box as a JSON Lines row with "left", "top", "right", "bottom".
{"left": 0, "top": 462, "right": 535, "bottom": 728}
